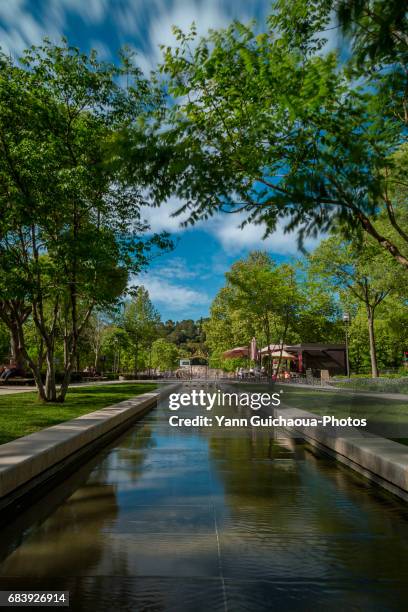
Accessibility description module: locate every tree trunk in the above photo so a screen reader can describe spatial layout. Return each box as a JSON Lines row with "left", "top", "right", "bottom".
{"left": 94, "top": 346, "right": 100, "bottom": 370}
{"left": 366, "top": 306, "right": 379, "bottom": 378}
{"left": 275, "top": 311, "right": 290, "bottom": 379}
{"left": 58, "top": 368, "right": 72, "bottom": 402}
{"left": 0, "top": 301, "right": 30, "bottom": 370}
{"left": 44, "top": 349, "right": 58, "bottom": 402}
{"left": 134, "top": 342, "right": 139, "bottom": 378}
{"left": 276, "top": 346, "right": 284, "bottom": 379}
{"left": 18, "top": 335, "right": 46, "bottom": 401}
{"left": 9, "top": 323, "right": 26, "bottom": 369}
{"left": 264, "top": 315, "right": 273, "bottom": 380}
{"left": 24, "top": 346, "right": 46, "bottom": 401}
{"left": 58, "top": 335, "right": 77, "bottom": 401}
{"left": 356, "top": 211, "right": 408, "bottom": 270}
{"left": 148, "top": 344, "right": 152, "bottom": 377}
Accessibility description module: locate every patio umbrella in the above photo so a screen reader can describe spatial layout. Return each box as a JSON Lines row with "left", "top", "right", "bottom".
{"left": 271, "top": 350, "right": 298, "bottom": 360}
{"left": 260, "top": 347, "right": 298, "bottom": 360}
{"left": 222, "top": 346, "right": 249, "bottom": 358}
{"left": 260, "top": 344, "right": 283, "bottom": 354}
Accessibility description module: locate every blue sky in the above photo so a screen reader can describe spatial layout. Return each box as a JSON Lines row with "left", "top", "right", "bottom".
{"left": 0, "top": 0, "right": 327, "bottom": 321}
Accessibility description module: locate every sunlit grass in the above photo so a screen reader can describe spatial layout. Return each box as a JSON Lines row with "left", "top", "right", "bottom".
{"left": 333, "top": 378, "right": 408, "bottom": 394}
{"left": 0, "top": 383, "right": 156, "bottom": 445}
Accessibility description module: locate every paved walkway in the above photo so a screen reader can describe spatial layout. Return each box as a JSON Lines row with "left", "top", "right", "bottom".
{"left": 0, "top": 379, "right": 165, "bottom": 397}
{"left": 0, "top": 386, "right": 34, "bottom": 396}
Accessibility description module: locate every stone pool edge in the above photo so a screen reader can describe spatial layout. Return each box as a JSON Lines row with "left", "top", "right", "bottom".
{"left": 274, "top": 404, "right": 408, "bottom": 502}
{"left": 0, "top": 384, "right": 179, "bottom": 512}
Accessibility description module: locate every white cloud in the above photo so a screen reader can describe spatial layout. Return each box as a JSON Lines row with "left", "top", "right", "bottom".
{"left": 114, "top": 0, "right": 148, "bottom": 37}
{"left": 160, "top": 257, "right": 199, "bottom": 280}
{"left": 149, "top": 0, "right": 229, "bottom": 49}
{"left": 0, "top": 0, "right": 26, "bottom": 21}
{"left": 0, "top": 0, "right": 109, "bottom": 57}
{"left": 0, "top": 1, "right": 61, "bottom": 56}
{"left": 142, "top": 196, "right": 321, "bottom": 256}
{"left": 317, "top": 11, "right": 342, "bottom": 56}
{"left": 137, "top": 271, "right": 210, "bottom": 311}
{"left": 119, "top": 0, "right": 251, "bottom": 74}
{"left": 90, "top": 39, "right": 112, "bottom": 60}
{"left": 0, "top": 27, "right": 27, "bottom": 56}
{"left": 48, "top": 0, "right": 109, "bottom": 25}
{"left": 209, "top": 213, "right": 321, "bottom": 255}
{"left": 140, "top": 196, "right": 191, "bottom": 233}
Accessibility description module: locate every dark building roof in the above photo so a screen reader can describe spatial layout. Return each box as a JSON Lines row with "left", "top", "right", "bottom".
{"left": 286, "top": 344, "right": 345, "bottom": 351}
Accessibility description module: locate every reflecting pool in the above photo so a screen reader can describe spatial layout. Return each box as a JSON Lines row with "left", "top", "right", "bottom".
{"left": 0, "top": 384, "right": 408, "bottom": 611}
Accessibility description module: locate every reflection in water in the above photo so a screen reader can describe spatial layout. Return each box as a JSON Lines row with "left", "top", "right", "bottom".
{"left": 0, "top": 384, "right": 407, "bottom": 611}
{"left": 1, "top": 484, "right": 119, "bottom": 577}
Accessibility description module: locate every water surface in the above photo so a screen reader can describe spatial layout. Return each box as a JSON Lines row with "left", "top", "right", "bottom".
{"left": 0, "top": 384, "right": 408, "bottom": 611}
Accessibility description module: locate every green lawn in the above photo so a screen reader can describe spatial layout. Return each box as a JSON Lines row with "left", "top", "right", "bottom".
{"left": 280, "top": 387, "right": 408, "bottom": 446}
{"left": 0, "top": 383, "right": 156, "bottom": 445}
{"left": 333, "top": 377, "right": 408, "bottom": 394}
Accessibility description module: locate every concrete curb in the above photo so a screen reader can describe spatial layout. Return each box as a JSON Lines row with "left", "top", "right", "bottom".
{"left": 275, "top": 404, "right": 408, "bottom": 502}
{"left": 0, "top": 388, "right": 168, "bottom": 510}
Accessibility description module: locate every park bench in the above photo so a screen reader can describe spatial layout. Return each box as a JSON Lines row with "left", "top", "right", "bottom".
{"left": 82, "top": 375, "right": 108, "bottom": 383}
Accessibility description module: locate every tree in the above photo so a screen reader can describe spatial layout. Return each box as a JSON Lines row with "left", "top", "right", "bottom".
{"left": 84, "top": 312, "right": 110, "bottom": 370}
{"left": 338, "top": 0, "right": 407, "bottom": 60}
{"left": 153, "top": 8, "right": 408, "bottom": 272}
{"left": 100, "top": 325, "right": 130, "bottom": 373}
{"left": 373, "top": 299, "right": 408, "bottom": 371}
{"left": 122, "top": 287, "right": 161, "bottom": 376}
{"left": 205, "top": 252, "right": 299, "bottom": 376}
{"left": 227, "top": 253, "right": 300, "bottom": 376}
{"left": 204, "top": 286, "right": 256, "bottom": 371}
{"left": 158, "top": 318, "right": 207, "bottom": 355}
{"left": 271, "top": 1, "right": 408, "bottom": 63}
{"left": 308, "top": 232, "right": 407, "bottom": 376}
{"left": 0, "top": 41, "right": 170, "bottom": 401}
{"left": 295, "top": 267, "right": 344, "bottom": 344}
{"left": 151, "top": 338, "right": 179, "bottom": 372}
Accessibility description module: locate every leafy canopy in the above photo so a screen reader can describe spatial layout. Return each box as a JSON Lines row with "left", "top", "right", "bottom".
{"left": 0, "top": 40, "right": 171, "bottom": 400}
{"left": 154, "top": 4, "right": 408, "bottom": 270}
